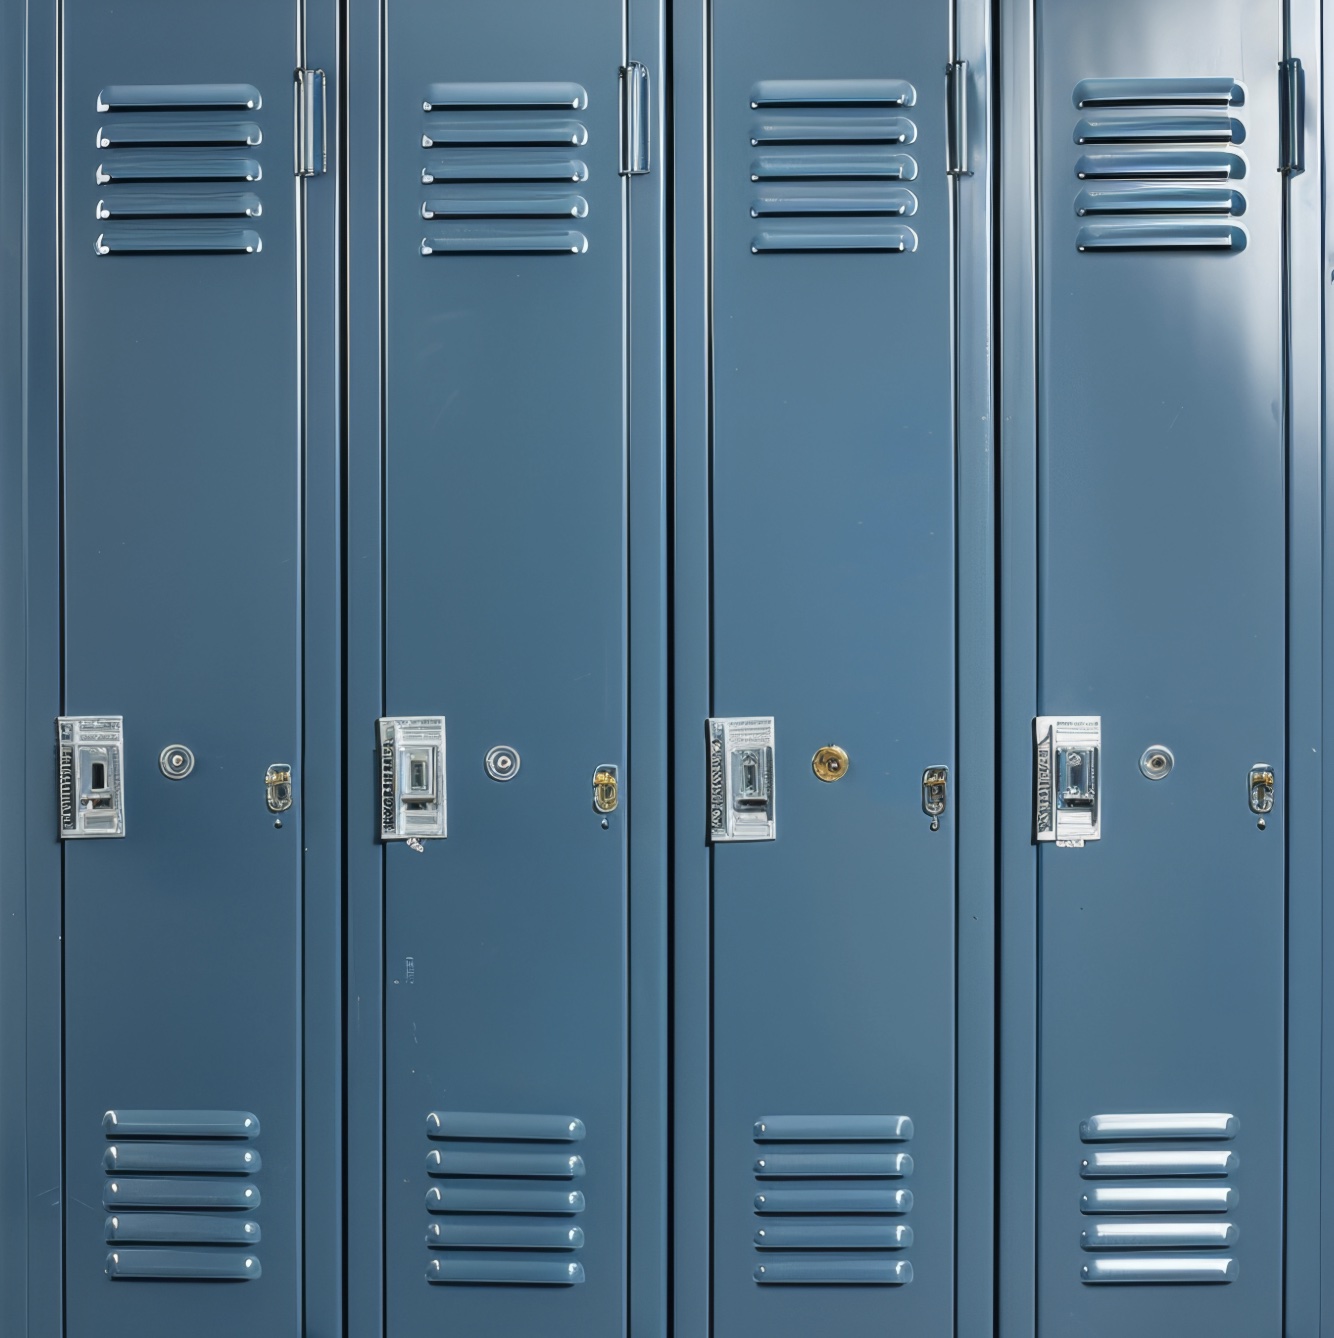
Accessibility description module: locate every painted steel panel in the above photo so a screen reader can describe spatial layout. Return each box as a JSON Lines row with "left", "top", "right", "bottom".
{"left": 704, "top": 1, "right": 956, "bottom": 1333}
{"left": 60, "top": 2, "right": 303, "bottom": 1335}
{"left": 380, "top": 2, "right": 635, "bottom": 1334}
{"left": 1034, "top": 0, "right": 1285, "bottom": 1333}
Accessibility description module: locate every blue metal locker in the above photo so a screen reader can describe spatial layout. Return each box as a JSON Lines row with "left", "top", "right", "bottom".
{"left": 1021, "top": 0, "right": 1291, "bottom": 1330}
{"left": 346, "top": 1, "right": 666, "bottom": 1333}
{"left": 54, "top": 1, "right": 321, "bottom": 1334}
{"left": 673, "top": 0, "right": 965, "bottom": 1331}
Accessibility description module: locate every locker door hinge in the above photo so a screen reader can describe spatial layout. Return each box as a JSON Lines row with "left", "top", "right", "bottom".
{"left": 619, "top": 62, "right": 651, "bottom": 176}
{"left": 946, "top": 60, "right": 970, "bottom": 176}
{"left": 296, "top": 68, "right": 328, "bottom": 177}
{"left": 1279, "top": 58, "right": 1304, "bottom": 175}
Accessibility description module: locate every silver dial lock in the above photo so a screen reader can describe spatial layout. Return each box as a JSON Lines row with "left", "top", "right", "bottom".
{"left": 159, "top": 745, "right": 195, "bottom": 780}
{"left": 485, "top": 745, "right": 521, "bottom": 782}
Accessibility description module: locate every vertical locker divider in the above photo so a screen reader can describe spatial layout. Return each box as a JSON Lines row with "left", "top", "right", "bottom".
{"left": 1285, "top": 1, "right": 1324, "bottom": 1332}
{"left": 301, "top": 1, "right": 344, "bottom": 1334}
{"left": 996, "top": 0, "right": 1041, "bottom": 1334}
{"left": 953, "top": 0, "right": 998, "bottom": 1332}
{"left": 344, "top": 0, "right": 386, "bottom": 1333}
{"left": 625, "top": 0, "right": 671, "bottom": 1332}
{"left": 669, "top": 1, "right": 714, "bottom": 1334}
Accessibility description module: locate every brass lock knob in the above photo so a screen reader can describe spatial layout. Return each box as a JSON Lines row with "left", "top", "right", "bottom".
{"left": 812, "top": 745, "right": 849, "bottom": 783}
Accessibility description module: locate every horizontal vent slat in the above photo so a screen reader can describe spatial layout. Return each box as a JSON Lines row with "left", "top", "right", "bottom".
{"left": 1080, "top": 1113, "right": 1239, "bottom": 1141}
{"left": 425, "top": 82, "right": 587, "bottom": 110}
{"left": 104, "top": 1110, "right": 260, "bottom": 1139}
{"left": 104, "top": 1179, "right": 261, "bottom": 1210}
{"left": 426, "top": 1151, "right": 584, "bottom": 1179}
{"left": 1082, "top": 1222, "right": 1238, "bottom": 1250}
{"left": 1081, "top": 1256, "right": 1237, "bottom": 1284}
{"left": 96, "top": 225, "right": 261, "bottom": 255}
{"left": 754, "top": 1260, "right": 913, "bottom": 1285}
{"left": 754, "top": 1223, "right": 912, "bottom": 1250}
{"left": 750, "top": 79, "right": 915, "bottom": 108}
{"left": 751, "top": 115, "right": 915, "bottom": 145}
{"left": 1077, "top": 222, "right": 1244, "bottom": 251}
{"left": 753, "top": 1188, "right": 912, "bottom": 1215}
{"left": 426, "top": 1259, "right": 584, "bottom": 1285}
{"left": 752, "top": 225, "right": 916, "bottom": 253}
{"left": 97, "top": 153, "right": 261, "bottom": 184}
{"left": 754, "top": 1153, "right": 912, "bottom": 1178}
{"left": 428, "top": 1112, "right": 586, "bottom": 1142}
{"left": 422, "top": 229, "right": 587, "bottom": 255}
{"left": 422, "top": 153, "right": 588, "bottom": 184}
{"left": 1074, "top": 186, "right": 1242, "bottom": 216}
{"left": 105, "top": 1213, "right": 261, "bottom": 1246}
{"left": 425, "top": 1186, "right": 585, "bottom": 1215}
{"left": 751, "top": 149, "right": 917, "bottom": 181}
{"left": 97, "top": 117, "right": 261, "bottom": 148}
{"left": 97, "top": 187, "right": 261, "bottom": 219}
{"left": 98, "top": 84, "right": 261, "bottom": 112}
{"left": 423, "top": 191, "right": 588, "bottom": 219}
{"left": 750, "top": 185, "right": 916, "bottom": 217}
{"left": 106, "top": 1249, "right": 260, "bottom": 1280}
{"left": 1081, "top": 1150, "right": 1237, "bottom": 1178}
{"left": 426, "top": 1223, "right": 584, "bottom": 1250}
{"left": 1080, "top": 1185, "right": 1237, "bottom": 1213}
{"left": 1074, "top": 77, "right": 1243, "bottom": 108}
{"left": 1074, "top": 114, "right": 1242, "bottom": 145}
{"left": 105, "top": 1144, "right": 260, "bottom": 1174}
{"left": 1075, "top": 150, "right": 1245, "bottom": 181}
{"left": 754, "top": 1115, "right": 914, "bottom": 1142}
{"left": 422, "top": 115, "right": 587, "bottom": 147}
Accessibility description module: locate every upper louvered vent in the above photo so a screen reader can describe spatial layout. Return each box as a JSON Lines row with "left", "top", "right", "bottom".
{"left": 1073, "top": 77, "right": 1247, "bottom": 252}
{"left": 94, "top": 84, "right": 263, "bottom": 256}
{"left": 751, "top": 1115, "right": 914, "bottom": 1285}
{"left": 420, "top": 83, "right": 590, "bottom": 256}
{"left": 424, "top": 1111, "right": 587, "bottom": 1286}
{"left": 102, "top": 1108, "right": 262, "bottom": 1281}
{"left": 748, "top": 80, "right": 919, "bottom": 254}
{"left": 1078, "top": 1111, "right": 1240, "bottom": 1284}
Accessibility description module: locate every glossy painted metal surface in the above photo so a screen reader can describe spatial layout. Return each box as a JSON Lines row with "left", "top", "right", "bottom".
{"left": 1032, "top": 0, "right": 1285, "bottom": 1332}
{"left": 371, "top": 1, "right": 662, "bottom": 1333}
{"left": 60, "top": 1, "right": 306, "bottom": 1333}
{"left": 688, "top": 0, "right": 957, "bottom": 1331}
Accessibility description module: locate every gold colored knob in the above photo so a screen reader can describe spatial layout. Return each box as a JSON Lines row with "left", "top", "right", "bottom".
{"left": 812, "top": 745, "right": 849, "bottom": 783}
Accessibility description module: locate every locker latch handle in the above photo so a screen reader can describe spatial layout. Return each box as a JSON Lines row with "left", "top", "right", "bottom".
{"left": 922, "top": 766, "right": 948, "bottom": 831}
{"left": 1248, "top": 764, "right": 1274, "bottom": 815}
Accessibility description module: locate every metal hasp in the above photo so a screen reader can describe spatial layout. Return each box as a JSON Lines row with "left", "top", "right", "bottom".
{"left": 378, "top": 716, "right": 447, "bottom": 842}
{"left": 592, "top": 764, "right": 619, "bottom": 813}
{"left": 265, "top": 764, "right": 293, "bottom": 813}
{"left": 1034, "top": 715, "right": 1101, "bottom": 846}
{"left": 1278, "top": 58, "right": 1304, "bottom": 175}
{"left": 922, "top": 765, "right": 948, "bottom": 829}
{"left": 708, "top": 717, "right": 775, "bottom": 842}
{"left": 946, "top": 60, "right": 970, "bottom": 175}
{"left": 619, "top": 62, "right": 650, "bottom": 175}
{"left": 1248, "top": 764, "right": 1275, "bottom": 815}
{"left": 58, "top": 716, "right": 126, "bottom": 838}
{"left": 295, "top": 68, "right": 327, "bottom": 176}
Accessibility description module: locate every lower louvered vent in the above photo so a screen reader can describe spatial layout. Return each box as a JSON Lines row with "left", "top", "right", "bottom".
{"left": 1079, "top": 1111, "right": 1239, "bottom": 1284}
{"left": 424, "top": 1111, "right": 586, "bottom": 1286}
{"left": 102, "top": 1108, "right": 262, "bottom": 1281}
{"left": 94, "top": 83, "right": 264, "bottom": 256}
{"left": 420, "top": 83, "right": 591, "bottom": 256}
{"left": 752, "top": 1115, "right": 914, "bottom": 1285}
{"left": 1073, "top": 77, "right": 1247, "bottom": 252}
{"left": 749, "top": 80, "right": 919, "bottom": 254}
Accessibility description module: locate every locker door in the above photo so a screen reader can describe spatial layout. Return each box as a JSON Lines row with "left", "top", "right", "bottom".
{"left": 1033, "top": 0, "right": 1285, "bottom": 1331}
{"left": 683, "top": 0, "right": 959, "bottom": 1331}
{"left": 60, "top": 2, "right": 305, "bottom": 1335}
{"left": 376, "top": 2, "right": 651, "bottom": 1333}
